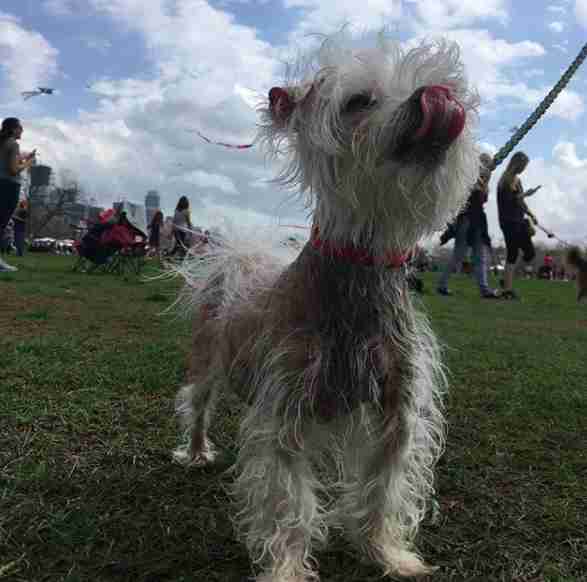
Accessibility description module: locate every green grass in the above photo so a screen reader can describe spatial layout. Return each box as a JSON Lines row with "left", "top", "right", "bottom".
{"left": 1, "top": 255, "right": 586, "bottom": 581}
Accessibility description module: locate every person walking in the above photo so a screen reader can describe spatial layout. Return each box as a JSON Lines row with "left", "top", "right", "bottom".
{"left": 497, "top": 151, "right": 542, "bottom": 300}
{"left": 437, "top": 153, "right": 500, "bottom": 298}
{"left": 0, "top": 118, "right": 35, "bottom": 272}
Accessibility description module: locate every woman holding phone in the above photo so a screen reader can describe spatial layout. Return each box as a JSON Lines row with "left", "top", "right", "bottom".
{"left": 497, "top": 151, "right": 542, "bottom": 300}
{"left": 0, "top": 118, "right": 35, "bottom": 272}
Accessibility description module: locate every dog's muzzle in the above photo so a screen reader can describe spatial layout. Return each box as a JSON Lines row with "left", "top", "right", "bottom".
{"left": 390, "top": 85, "right": 466, "bottom": 161}
{"left": 413, "top": 85, "right": 465, "bottom": 145}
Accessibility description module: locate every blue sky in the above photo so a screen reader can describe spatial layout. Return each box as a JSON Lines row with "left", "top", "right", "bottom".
{"left": 1, "top": 0, "right": 586, "bottom": 245}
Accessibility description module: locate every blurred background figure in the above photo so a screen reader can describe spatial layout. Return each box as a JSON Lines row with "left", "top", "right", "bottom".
{"left": 437, "top": 153, "right": 500, "bottom": 299}
{"left": 497, "top": 151, "right": 542, "bottom": 300}
{"left": 148, "top": 210, "right": 164, "bottom": 258}
{"left": 171, "top": 196, "right": 192, "bottom": 257}
{"left": 13, "top": 199, "right": 28, "bottom": 257}
{"left": 0, "top": 117, "right": 35, "bottom": 272}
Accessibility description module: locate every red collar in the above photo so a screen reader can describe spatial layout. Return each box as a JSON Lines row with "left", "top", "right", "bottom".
{"left": 310, "top": 226, "right": 411, "bottom": 269}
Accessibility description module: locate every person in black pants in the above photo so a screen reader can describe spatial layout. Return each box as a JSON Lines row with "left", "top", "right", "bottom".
{"left": 0, "top": 118, "right": 35, "bottom": 272}
{"left": 497, "top": 151, "right": 542, "bottom": 300}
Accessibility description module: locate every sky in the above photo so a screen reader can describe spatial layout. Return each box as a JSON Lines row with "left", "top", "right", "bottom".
{"left": 1, "top": 0, "right": 586, "bottom": 246}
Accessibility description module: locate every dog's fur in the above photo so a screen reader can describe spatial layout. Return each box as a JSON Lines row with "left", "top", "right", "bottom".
{"left": 566, "top": 246, "right": 587, "bottom": 301}
{"left": 172, "top": 32, "right": 479, "bottom": 581}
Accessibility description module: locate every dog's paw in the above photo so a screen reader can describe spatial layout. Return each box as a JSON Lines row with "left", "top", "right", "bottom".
{"left": 172, "top": 444, "right": 218, "bottom": 467}
{"left": 378, "top": 547, "right": 437, "bottom": 578}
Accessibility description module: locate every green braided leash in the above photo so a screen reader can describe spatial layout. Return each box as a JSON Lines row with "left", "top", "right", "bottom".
{"left": 491, "top": 42, "right": 587, "bottom": 169}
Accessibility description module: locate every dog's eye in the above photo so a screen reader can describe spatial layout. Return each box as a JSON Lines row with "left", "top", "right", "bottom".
{"left": 343, "top": 93, "right": 376, "bottom": 114}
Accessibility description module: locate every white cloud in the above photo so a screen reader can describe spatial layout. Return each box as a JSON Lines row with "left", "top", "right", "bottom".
{"left": 85, "top": 0, "right": 277, "bottom": 99}
{"left": 284, "top": 0, "right": 402, "bottom": 39}
{"left": 484, "top": 143, "right": 587, "bottom": 246}
{"left": 14, "top": 0, "right": 302, "bottom": 227}
{"left": 548, "top": 21, "right": 565, "bottom": 32}
{"left": 553, "top": 141, "right": 587, "bottom": 169}
{"left": 479, "top": 141, "right": 498, "bottom": 155}
{"left": 419, "top": 29, "right": 546, "bottom": 109}
{"left": 42, "top": 0, "right": 75, "bottom": 16}
{"left": 0, "top": 11, "right": 59, "bottom": 93}
{"left": 547, "top": 4, "right": 567, "bottom": 13}
{"left": 537, "top": 89, "right": 584, "bottom": 121}
{"left": 576, "top": 0, "right": 587, "bottom": 27}
{"left": 524, "top": 68, "right": 545, "bottom": 78}
{"left": 524, "top": 147, "right": 587, "bottom": 243}
{"left": 217, "top": 0, "right": 273, "bottom": 5}
{"left": 405, "top": 0, "right": 509, "bottom": 30}
{"left": 283, "top": 0, "right": 510, "bottom": 42}
{"left": 183, "top": 170, "right": 239, "bottom": 196}
{"left": 416, "top": 30, "right": 583, "bottom": 123}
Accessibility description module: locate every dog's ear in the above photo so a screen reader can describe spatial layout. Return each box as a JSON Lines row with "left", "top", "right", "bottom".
{"left": 269, "top": 87, "right": 295, "bottom": 125}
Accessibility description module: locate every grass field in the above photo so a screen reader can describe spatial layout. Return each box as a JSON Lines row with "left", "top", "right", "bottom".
{"left": 1, "top": 254, "right": 586, "bottom": 582}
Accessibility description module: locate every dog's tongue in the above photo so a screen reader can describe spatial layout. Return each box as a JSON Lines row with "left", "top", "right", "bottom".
{"left": 414, "top": 85, "right": 465, "bottom": 144}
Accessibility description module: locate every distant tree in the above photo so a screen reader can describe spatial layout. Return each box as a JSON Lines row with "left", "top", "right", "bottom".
{"left": 29, "top": 169, "right": 82, "bottom": 238}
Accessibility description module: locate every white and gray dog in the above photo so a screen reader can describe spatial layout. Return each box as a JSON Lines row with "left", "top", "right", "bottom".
{"left": 172, "top": 32, "right": 479, "bottom": 581}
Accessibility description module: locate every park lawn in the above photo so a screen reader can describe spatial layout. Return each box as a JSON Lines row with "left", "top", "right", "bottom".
{"left": 1, "top": 255, "right": 586, "bottom": 582}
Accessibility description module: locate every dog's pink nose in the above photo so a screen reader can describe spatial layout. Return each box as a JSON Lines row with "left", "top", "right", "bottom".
{"left": 413, "top": 85, "right": 466, "bottom": 144}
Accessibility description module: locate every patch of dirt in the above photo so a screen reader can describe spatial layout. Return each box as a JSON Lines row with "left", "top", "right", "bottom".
{"left": 0, "top": 283, "right": 161, "bottom": 342}
{"left": 0, "top": 286, "right": 85, "bottom": 339}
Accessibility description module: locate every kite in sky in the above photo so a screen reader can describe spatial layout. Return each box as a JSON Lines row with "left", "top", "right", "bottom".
{"left": 21, "top": 87, "right": 55, "bottom": 100}
{"left": 194, "top": 130, "right": 253, "bottom": 150}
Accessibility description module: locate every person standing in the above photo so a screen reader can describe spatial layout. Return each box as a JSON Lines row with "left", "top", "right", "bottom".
{"left": 497, "top": 151, "right": 542, "bottom": 300}
{"left": 171, "top": 196, "right": 192, "bottom": 257}
{"left": 12, "top": 199, "right": 28, "bottom": 257}
{"left": 0, "top": 118, "right": 35, "bottom": 272}
{"left": 437, "top": 153, "right": 500, "bottom": 298}
{"left": 148, "top": 209, "right": 163, "bottom": 258}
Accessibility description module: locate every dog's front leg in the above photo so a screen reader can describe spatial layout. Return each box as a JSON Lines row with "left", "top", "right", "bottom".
{"left": 233, "top": 404, "right": 327, "bottom": 582}
{"left": 339, "top": 389, "right": 441, "bottom": 578}
{"left": 360, "top": 403, "right": 436, "bottom": 578}
{"left": 172, "top": 375, "right": 220, "bottom": 466}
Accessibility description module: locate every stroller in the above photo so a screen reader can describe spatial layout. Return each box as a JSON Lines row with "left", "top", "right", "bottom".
{"left": 72, "top": 208, "right": 148, "bottom": 275}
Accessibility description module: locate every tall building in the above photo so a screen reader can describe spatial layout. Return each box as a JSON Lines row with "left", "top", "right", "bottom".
{"left": 28, "top": 163, "right": 53, "bottom": 204}
{"left": 145, "top": 190, "right": 160, "bottom": 225}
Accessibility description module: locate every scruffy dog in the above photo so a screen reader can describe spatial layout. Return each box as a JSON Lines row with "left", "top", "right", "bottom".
{"left": 172, "top": 32, "right": 479, "bottom": 581}
{"left": 566, "top": 247, "right": 587, "bottom": 301}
